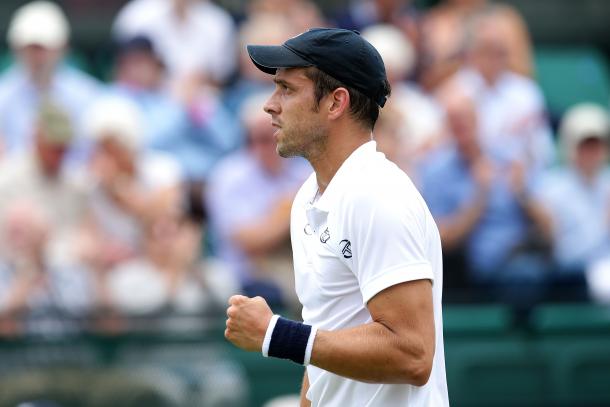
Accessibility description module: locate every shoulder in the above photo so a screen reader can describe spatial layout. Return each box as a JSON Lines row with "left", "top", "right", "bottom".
{"left": 344, "top": 155, "right": 428, "bottom": 223}
{"left": 499, "top": 71, "right": 545, "bottom": 105}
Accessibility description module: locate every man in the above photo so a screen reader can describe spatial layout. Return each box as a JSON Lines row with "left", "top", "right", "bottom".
{"left": 444, "top": 9, "right": 553, "bottom": 172}
{"left": 0, "top": 1, "right": 100, "bottom": 162}
{"left": 224, "top": 28, "right": 448, "bottom": 406}
{"left": 536, "top": 103, "right": 610, "bottom": 300}
{"left": 0, "top": 102, "right": 93, "bottom": 336}
{"left": 419, "top": 91, "right": 552, "bottom": 305}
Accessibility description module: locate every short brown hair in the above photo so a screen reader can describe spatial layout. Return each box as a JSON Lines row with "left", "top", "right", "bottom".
{"left": 304, "top": 67, "right": 390, "bottom": 130}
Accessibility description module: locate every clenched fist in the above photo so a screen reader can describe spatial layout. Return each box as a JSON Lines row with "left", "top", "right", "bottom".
{"left": 225, "top": 295, "right": 273, "bottom": 352}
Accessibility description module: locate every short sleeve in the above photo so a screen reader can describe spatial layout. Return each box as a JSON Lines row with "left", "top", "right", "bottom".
{"left": 343, "top": 187, "right": 434, "bottom": 304}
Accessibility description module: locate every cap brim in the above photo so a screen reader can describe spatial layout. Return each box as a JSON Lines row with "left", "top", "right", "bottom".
{"left": 247, "top": 44, "right": 313, "bottom": 75}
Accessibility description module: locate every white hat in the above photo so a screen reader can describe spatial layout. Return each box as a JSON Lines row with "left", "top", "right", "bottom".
{"left": 7, "top": 1, "right": 69, "bottom": 49}
{"left": 361, "top": 24, "right": 416, "bottom": 80}
{"left": 84, "top": 96, "right": 143, "bottom": 152}
{"left": 559, "top": 103, "right": 610, "bottom": 155}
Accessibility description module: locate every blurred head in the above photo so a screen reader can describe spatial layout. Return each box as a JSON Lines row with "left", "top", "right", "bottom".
{"left": 374, "top": 101, "right": 404, "bottom": 164}
{"left": 85, "top": 96, "right": 143, "bottom": 171}
{"left": 464, "top": 10, "right": 509, "bottom": 84}
{"left": 238, "top": 14, "right": 293, "bottom": 82}
{"left": 8, "top": 1, "right": 69, "bottom": 79}
{"left": 115, "top": 35, "right": 165, "bottom": 90}
{"left": 241, "top": 92, "right": 284, "bottom": 173}
{"left": 440, "top": 89, "right": 480, "bottom": 159}
{"left": 559, "top": 103, "right": 609, "bottom": 177}
{"left": 362, "top": 24, "right": 416, "bottom": 84}
{"left": 33, "top": 101, "right": 73, "bottom": 176}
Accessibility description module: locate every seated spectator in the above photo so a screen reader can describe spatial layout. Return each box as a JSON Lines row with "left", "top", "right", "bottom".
{"left": 536, "top": 104, "right": 610, "bottom": 301}
{"left": 107, "top": 205, "right": 238, "bottom": 318}
{"left": 0, "top": 101, "right": 88, "bottom": 233}
{"left": 333, "top": 0, "right": 420, "bottom": 48}
{"left": 112, "top": 0, "right": 237, "bottom": 88}
{"left": 419, "top": 92, "right": 553, "bottom": 308}
{"left": 77, "top": 96, "right": 183, "bottom": 308}
{"left": 362, "top": 24, "right": 444, "bottom": 179}
{"left": 110, "top": 35, "right": 238, "bottom": 183}
{"left": 246, "top": 0, "right": 325, "bottom": 37}
{"left": 0, "top": 1, "right": 101, "bottom": 163}
{"left": 223, "top": 13, "right": 292, "bottom": 116}
{"left": 0, "top": 201, "right": 94, "bottom": 337}
{"left": 206, "top": 93, "right": 311, "bottom": 309}
{"left": 438, "top": 8, "right": 553, "bottom": 172}
{"left": 420, "top": 0, "right": 532, "bottom": 90}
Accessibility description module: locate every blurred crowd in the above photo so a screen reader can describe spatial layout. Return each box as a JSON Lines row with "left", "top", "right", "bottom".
{"left": 0, "top": 0, "right": 609, "bottom": 340}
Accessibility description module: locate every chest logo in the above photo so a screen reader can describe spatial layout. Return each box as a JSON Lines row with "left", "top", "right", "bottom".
{"left": 340, "top": 239, "right": 352, "bottom": 258}
{"left": 304, "top": 224, "right": 313, "bottom": 235}
{"left": 320, "top": 227, "right": 330, "bottom": 243}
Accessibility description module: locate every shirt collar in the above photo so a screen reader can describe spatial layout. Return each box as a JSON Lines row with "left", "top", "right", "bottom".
{"left": 311, "top": 140, "right": 377, "bottom": 212}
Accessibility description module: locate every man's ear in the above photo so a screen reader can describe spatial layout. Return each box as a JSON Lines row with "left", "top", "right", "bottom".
{"left": 326, "top": 87, "right": 350, "bottom": 121}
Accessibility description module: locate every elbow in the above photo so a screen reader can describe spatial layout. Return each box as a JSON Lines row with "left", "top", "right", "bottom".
{"left": 395, "top": 344, "right": 433, "bottom": 386}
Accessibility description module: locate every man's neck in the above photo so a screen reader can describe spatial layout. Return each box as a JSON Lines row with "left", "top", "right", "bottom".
{"left": 308, "top": 125, "right": 372, "bottom": 195}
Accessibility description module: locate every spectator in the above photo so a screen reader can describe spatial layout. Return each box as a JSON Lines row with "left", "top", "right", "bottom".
{"left": 206, "top": 93, "right": 311, "bottom": 309}
{"left": 77, "top": 96, "right": 183, "bottom": 310}
{"left": 362, "top": 24, "right": 444, "bottom": 179}
{"left": 107, "top": 205, "right": 238, "bottom": 318}
{"left": 0, "top": 1, "right": 101, "bottom": 163}
{"left": 419, "top": 92, "right": 553, "bottom": 307}
{"left": 420, "top": 0, "right": 532, "bottom": 89}
{"left": 112, "top": 0, "right": 237, "bottom": 88}
{"left": 333, "top": 0, "right": 420, "bottom": 48}
{"left": 223, "top": 13, "right": 292, "bottom": 116}
{"left": 0, "top": 201, "right": 94, "bottom": 336}
{"left": 247, "top": 0, "right": 325, "bottom": 37}
{"left": 439, "top": 8, "right": 553, "bottom": 172}
{"left": 110, "top": 35, "right": 237, "bottom": 183}
{"left": 536, "top": 104, "right": 610, "bottom": 301}
{"left": 0, "top": 101, "right": 88, "bottom": 233}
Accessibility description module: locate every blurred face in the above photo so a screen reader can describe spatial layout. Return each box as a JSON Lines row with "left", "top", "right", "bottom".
{"left": 263, "top": 68, "right": 328, "bottom": 159}
{"left": 247, "top": 114, "right": 283, "bottom": 173}
{"left": 446, "top": 99, "right": 480, "bottom": 158}
{"left": 470, "top": 20, "right": 508, "bottom": 84}
{"left": 574, "top": 137, "right": 608, "bottom": 176}
{"left": 116, "top": 51, "right": 164, "bottom": 90}
{"left": 35, "top": 130, "right": 68, "bottom": 176}
{"left": 93, "top": 136, "right": 135, "bottom": 175}
{"left": 16, "top": 44, "right": 63, "bottom": 78}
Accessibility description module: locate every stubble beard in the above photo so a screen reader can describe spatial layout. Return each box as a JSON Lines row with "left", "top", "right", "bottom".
{"left": 276, "top": 122, "right": 328, "bottom": 161}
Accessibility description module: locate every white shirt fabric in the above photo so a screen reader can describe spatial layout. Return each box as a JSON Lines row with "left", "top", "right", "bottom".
{"left": 113, "top": 0, "right": 237, "bottom": 83}
{"left": 291, "top": 141, "right": 448, "bottom": 406}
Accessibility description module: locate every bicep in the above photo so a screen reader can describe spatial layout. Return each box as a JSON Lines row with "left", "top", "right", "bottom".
{"left": 367, "top": 279, "right": 436, "bottom": 357}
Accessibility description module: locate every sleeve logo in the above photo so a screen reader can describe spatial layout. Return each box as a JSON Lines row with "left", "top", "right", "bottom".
{"left": 339, "top": 239, "right": 352, "bottom": 258}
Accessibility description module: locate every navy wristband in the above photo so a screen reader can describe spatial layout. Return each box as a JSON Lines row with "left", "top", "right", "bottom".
{"left": 268, "top": 317, "right": 312, "bottom": 365}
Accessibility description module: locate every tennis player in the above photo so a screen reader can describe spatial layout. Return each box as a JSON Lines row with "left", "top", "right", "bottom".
{"left": 225, "top": 28, "right": 449, "bottom": 407}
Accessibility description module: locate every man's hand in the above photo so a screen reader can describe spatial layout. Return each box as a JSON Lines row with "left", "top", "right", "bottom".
{"left": 225, "top": 295, "right": 273, "bottom": 352}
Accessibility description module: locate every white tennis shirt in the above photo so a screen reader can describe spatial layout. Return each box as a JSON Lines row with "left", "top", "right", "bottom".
{"left": 291, "top": 141, "right": 449, "bottom": 406}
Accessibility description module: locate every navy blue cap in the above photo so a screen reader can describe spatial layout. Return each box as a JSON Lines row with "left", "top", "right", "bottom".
{"left": 247, "top": 28, "right": 389, "bottom": 107}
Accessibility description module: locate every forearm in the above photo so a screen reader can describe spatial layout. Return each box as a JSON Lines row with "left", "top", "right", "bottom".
{"left": 310, "top": 321, "right": 432, "bottom": 386}
{"left": 300, "top": 371, "right": 310, "bottom": 407}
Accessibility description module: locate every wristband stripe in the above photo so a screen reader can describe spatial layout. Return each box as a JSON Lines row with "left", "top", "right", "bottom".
{"left": 262, "top": 314, "right": 280, "bottom": 357}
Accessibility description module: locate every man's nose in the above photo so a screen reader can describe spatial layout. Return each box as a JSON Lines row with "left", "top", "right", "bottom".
{"left": 263, "top": 92, "right": 280, "bottom": 115}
